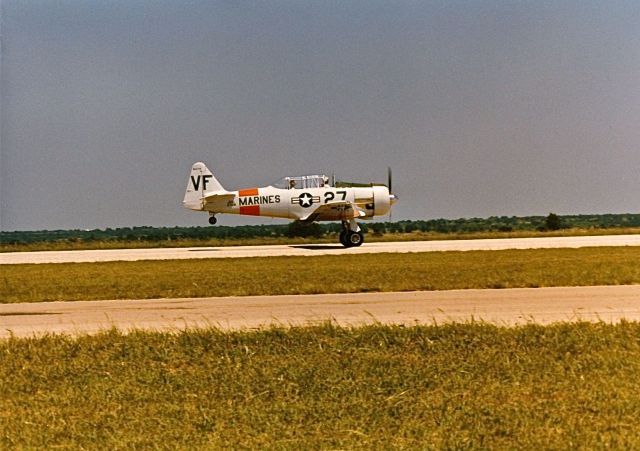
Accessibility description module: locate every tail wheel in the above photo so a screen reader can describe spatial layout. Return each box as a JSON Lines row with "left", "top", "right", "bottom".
{"left": 208, "top": 216, "right": 217, "bottom": 225}
{"left": 348, "top": 231, "right": 364, "bottom": 247}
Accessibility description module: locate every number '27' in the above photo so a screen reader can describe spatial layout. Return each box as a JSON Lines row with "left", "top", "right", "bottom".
{"left": 324, "top": 191, "right": 347, "bottom": 203}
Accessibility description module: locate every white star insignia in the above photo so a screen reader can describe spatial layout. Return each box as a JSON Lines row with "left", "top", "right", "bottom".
{"left": 299, "top": 193, "right": 313, "bottom": 207}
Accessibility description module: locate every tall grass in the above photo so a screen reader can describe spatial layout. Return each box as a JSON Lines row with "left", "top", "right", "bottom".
{"left": 3, "top": 247, "right": 640, "bottom": 303}
{"left": 2, "top": 322, "right": 640, "bottom": 448}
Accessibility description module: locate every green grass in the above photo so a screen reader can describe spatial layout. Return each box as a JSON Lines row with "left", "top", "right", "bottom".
{"left": 3, "top": 247, "right": 640, "bottom": 303}
{"left": 2, "top": 322, "right": 640, "bottom": 449}
{"left": 3, "top": 227, "right": 640, "bottom": 252}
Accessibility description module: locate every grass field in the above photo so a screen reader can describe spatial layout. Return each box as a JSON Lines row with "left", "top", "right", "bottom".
{"left": 3, "top": 247, "right": 640, "bottom": 303}
{"left": 2, "top": 322, "right": 640, "bottom": 449}
{"left": 3, "top": 227, "right": 640, "bottom": 252}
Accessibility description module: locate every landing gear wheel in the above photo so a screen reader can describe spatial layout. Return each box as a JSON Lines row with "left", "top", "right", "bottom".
{"left": 347, "top": 231, "right": 364, "bottom": 247}
{"left": 208, "top": 216, "right": 217, "bottom": 225}
{"left": 339, "top": 230, "right": 349, "bottom": 247}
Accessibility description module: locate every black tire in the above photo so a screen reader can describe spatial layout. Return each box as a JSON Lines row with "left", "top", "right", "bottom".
{"left": 208, "top": 216, "right": 217, "bottom": 225}
{"left": 348, "top": 231, "right": 364, "bottom": 247}
{"left": 339, "top": 230, "right": 350, "bottom": 247}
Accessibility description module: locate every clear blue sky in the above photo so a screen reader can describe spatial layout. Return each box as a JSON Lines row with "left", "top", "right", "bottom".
{"left": 2, "top": 1, "right": 639, "bottom": 231}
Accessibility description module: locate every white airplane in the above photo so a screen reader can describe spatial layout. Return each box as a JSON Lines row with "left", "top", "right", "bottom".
{"left": 183, "top": 162, "right": 398, "bottom": 247}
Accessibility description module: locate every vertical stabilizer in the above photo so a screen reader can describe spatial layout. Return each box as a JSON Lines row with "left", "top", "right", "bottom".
{"left": 183, "top": 162, "right": 225, "bottom": 210}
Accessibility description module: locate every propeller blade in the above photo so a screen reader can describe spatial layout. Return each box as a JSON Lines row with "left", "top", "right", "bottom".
{"left": 388, "top": 167, "right": 394, "bottom": 221}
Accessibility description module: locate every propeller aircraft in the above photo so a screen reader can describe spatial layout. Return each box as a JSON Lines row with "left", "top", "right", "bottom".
{"left": 183, "top": 162, "right": 398, "bottom": 247}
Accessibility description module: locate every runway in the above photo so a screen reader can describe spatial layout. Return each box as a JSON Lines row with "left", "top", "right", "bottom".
{"left": 3, "top": 234, "right": 640, "bottom": 264}
{"left": 2, "top": 285, "right": 640, "bottom": 338}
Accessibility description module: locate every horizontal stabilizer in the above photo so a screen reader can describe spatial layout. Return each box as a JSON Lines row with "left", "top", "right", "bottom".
{"left": 202, "top": 192, "right": 235, "bottom": 207}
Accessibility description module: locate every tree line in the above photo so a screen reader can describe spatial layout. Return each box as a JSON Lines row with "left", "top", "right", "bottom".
{"left": 2, "top": 213, "right": 640, "bottom": 245}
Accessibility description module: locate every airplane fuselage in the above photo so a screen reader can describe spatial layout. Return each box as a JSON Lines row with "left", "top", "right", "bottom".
{"left": 196, "top": 185, "right": 392, "bottom": 221}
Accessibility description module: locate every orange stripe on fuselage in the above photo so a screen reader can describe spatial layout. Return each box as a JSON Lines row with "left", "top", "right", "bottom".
{"left": 238, "top": 188, "right": 261, "bottom": 216}
{"left": 240, "top": 205, "right": 261, "bottom": 216}
{"left": 238, "top": 188, "right": 259, "bottom": 197}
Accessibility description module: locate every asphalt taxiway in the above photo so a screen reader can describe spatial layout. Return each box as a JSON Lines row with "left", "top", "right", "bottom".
{"left": 2, "top": 285, "right": 640, "bottom": 338}
{"left": 3, "top": 234, "right": 640, "bottom": 264}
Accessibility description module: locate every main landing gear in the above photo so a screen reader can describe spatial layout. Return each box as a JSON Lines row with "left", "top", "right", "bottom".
{"left": 339, "top": 220, "right": 364, "bottom": 248}
{"left": 208, "top": 215, "right": 217, "bottom": 225}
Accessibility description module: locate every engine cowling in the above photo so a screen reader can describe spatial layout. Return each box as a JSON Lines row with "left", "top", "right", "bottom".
{"left": 372, "top": 185, "right": 391, "bottom": 217}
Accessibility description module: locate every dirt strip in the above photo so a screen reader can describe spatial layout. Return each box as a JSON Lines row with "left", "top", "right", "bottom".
{"left": 2, "top": 285, "right": 640, "bottom": 338}
{"left": 3, "top": 234, "right": 640, "bottom": 264}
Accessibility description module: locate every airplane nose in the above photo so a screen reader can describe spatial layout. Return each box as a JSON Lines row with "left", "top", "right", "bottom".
{"left": 390, "top": 194, "right": 398, "bottom": 205}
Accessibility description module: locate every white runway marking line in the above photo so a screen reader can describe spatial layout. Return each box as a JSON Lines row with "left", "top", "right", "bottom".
{"left": 3, "top": 234, "right": 640, "bottom": 264}
{"left": 2, "top": 285, "right": 640, "bottom": 338}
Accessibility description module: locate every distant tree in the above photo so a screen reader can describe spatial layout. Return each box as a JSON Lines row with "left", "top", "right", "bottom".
{"left": 370, "top": 223, "right": 386, "bottom": 236}
{"left": 545, "top": 213, "right": 562, "bottom": 231}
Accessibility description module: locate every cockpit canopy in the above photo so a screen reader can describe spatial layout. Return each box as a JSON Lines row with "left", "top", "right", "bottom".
{"left": 272, "top": 174, "right": 330, "bottom": 190}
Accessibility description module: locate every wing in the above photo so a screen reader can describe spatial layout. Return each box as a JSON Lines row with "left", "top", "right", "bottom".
{"left": 300, "top": 201, "right": 366, "bottom": 222}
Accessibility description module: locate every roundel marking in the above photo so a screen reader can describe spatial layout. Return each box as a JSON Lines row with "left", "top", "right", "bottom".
{"left": 298, "top": 192, "right": 314, "bottom": 208}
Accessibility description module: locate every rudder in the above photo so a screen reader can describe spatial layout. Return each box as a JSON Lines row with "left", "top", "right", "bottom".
{"left": 183, "top": 162, "right": 225, "bottom": 210}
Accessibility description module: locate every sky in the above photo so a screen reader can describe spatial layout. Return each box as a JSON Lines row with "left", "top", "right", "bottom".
{"left": 1, "top": 0, "right": 639, "bottom": 231}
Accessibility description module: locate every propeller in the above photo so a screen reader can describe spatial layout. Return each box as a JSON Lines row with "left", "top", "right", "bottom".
{"left": 387, "top": 167, "right": 398, "bottom": 221}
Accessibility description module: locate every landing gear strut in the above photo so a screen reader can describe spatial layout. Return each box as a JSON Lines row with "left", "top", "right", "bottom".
{"left": 340, "top": 220, "right": 364, "bottom": 248}
{"left": 208, "top": 215, "right": 217, "bottom": 225}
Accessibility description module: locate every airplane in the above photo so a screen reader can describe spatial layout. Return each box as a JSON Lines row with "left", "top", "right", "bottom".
{"left": 183, "top": 162, "right": 398, "bottom": 247}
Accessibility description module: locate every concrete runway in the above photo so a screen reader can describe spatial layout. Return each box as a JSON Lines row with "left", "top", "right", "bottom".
{"left": 3, "top": 234, "right": 640, "bottom": 264}
{"left": 2, "top": 285, "right": 640, "bottom": 338}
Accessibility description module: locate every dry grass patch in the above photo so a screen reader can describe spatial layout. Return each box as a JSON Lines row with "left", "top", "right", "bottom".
{"left": 2, "top": 247, "right": 640, "bottom": 303}
{"left": 2, "top": 322, "right": 640, "bottom": 448}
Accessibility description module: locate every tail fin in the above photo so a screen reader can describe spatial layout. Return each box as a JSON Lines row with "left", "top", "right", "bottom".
{"left": 183, "top": 162, "right": 225, "bottom": 210}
